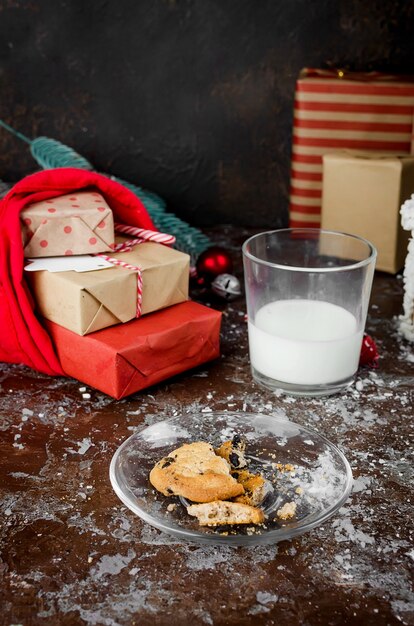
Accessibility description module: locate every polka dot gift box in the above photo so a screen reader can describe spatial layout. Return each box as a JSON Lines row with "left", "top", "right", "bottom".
{"left": 21, "top": 191, "right": 115, "bottom": 257}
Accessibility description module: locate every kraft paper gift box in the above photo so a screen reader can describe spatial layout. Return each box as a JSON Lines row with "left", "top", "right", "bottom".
{"left": 44, "top": 301, "right": 222, "bottom": 399}
{"left": 321, "top": 152, "right": 414, "bottom": 273}
{"left": 26, "top": 237, "right": 190, "bottom": 335}
{"left": 289, "top": 68, "right": 414, "bottom": 228}
{"left": 21, "top": 191, "right": 115, "bottom": 257}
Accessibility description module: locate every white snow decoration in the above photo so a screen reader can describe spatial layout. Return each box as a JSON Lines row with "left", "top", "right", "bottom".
{"left": 399, "top": 194, "right": 414, "bottom": 341}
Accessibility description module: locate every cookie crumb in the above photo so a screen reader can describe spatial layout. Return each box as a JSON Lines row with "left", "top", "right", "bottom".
{"left": 167, "top": 503, "right": 177, "bottom": 512}
{"left": 276, "top": 501, "right": 297, "bottom": 520}
{"left": 273, "top": 462, "right": 296, "bottom": 472}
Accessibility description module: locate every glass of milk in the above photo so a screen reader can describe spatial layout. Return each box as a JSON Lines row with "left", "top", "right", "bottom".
{"left": 242, "top": 229, "right": 376, "bottom": 396}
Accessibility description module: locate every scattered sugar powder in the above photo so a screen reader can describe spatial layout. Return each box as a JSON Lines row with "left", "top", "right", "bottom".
{"left": 332, "top": 514, "right": 375, "bottom": 547}
{"left": 140, "top": 422, "right": 191, "bottom": 448}
{"left": 65, "top": 438, "right": 93, "bottom": 455}
{"left": 256, "top": 591, "right": 279, "bottom": 605}
{"left": 295, "top": 449, "right": 350, "bottom": 507}
{"left": 92, "top": 550, "right": 136, "bottom": 578}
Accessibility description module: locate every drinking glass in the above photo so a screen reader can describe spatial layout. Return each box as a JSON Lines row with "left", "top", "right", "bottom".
{"left": 242, "top": 229, "right": 377, "bottom": 396}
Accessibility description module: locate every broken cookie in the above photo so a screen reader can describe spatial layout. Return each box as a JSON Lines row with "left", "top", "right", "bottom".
{"left": 187, "top": 500, "right": 265, "bottom": 526}
{"left": 231, "top": 469, "right": 267, "bottom": 507}
{"left": 149, "top": 441, "right": 245, "bottom": 503}
{"left": 215, "top": 434, "right": 248, "bottom": 470}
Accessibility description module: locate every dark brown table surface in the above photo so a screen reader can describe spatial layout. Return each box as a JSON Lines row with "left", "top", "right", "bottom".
{"left": 1, "top": 226, "right": 413, "bottom": 626}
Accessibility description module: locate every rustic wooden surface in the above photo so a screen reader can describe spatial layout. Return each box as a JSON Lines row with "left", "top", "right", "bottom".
{"left": 0, "top": 227, "right": 413, "bottom": 626}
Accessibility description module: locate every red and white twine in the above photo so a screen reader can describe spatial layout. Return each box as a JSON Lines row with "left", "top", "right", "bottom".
{"left": 96, "top": 223, "right": 176, "bottom": 318}
{"left": 114, "top": 223, "right": 175, "bottom": 245}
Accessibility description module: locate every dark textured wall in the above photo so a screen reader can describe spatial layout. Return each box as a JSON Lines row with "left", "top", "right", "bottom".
{"left": 0, "top": 0, "right": 413, "bottom": 227}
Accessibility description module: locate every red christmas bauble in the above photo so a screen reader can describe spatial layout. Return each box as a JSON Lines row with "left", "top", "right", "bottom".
{"left": 359, "top": 334, "right": 379, "bottom": 367}
{"left": 196, "top": 247, "right": 233, "bottom": 282}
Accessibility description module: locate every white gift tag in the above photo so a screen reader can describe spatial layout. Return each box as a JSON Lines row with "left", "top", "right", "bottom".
{"left": 24, "top": 255, "right": 114, "bottom": 273}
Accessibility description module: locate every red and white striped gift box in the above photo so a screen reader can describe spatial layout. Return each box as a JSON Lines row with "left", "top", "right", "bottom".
{"left": 289, "top": 68, "right": 414, "bottom": 228}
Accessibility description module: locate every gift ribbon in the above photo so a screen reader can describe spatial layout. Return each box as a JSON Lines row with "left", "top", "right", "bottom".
{"left": 114, "top": 223, "right": 175, "bottom": 245}
{"left": 96, "top": 223, "right": 176, "bottom": 318}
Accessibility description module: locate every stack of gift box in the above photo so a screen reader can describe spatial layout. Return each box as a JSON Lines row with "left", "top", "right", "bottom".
{"left": 22, "top": 190, "right": 221, "bottom": 399}
{"left": 289, "top": 68, "right": 414, "bottom": 274}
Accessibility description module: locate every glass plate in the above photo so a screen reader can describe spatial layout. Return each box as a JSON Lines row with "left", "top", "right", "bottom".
{"left": 109, "top": 412, "right": 353, "bottom": 546}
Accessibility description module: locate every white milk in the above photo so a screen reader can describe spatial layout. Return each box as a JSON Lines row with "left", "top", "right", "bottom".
{"left": 248, "top": 299, "right": 363, "bottom": 385}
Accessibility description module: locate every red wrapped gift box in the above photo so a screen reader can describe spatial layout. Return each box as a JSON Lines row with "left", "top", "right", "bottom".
{"left": 45, "top": 301, "right": 222, "bottom": 399}
{"left": 289, "top": 68, "right": 414, "bottom": 228}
